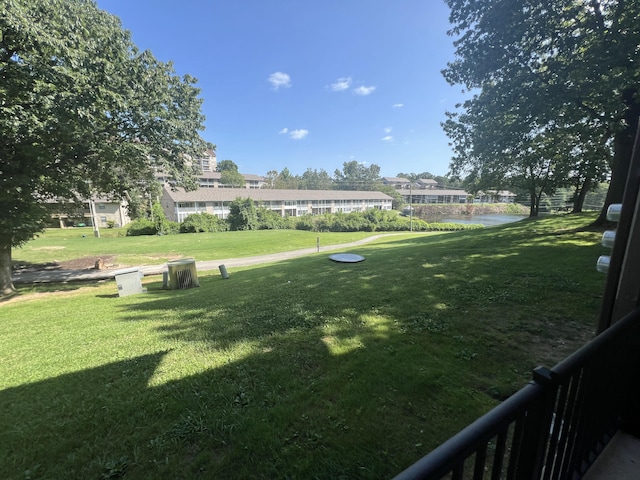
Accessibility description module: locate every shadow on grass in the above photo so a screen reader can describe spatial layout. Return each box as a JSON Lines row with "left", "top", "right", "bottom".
{"left": 2, "top": 281, "right": 108, "bottom": 304}
{"left": 0, "top": 324, "right": 459, "bottom": 479}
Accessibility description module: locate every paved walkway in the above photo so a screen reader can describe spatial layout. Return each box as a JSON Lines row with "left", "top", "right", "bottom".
{"left": 12, "top": 234, "right": 397, "bottom": 284}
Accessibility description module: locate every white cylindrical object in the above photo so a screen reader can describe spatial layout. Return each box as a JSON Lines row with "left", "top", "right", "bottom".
{"left": 606, "top": 204, "right": 622, "bottom": 222}
{"left": 596, "top": 255, "right": 610, "bottom": 273}
{"left": 219, "top": 264, "right": 230, "bottom": 279}
{"left": 601, "top": 230, "right": 616, "bottom": 249}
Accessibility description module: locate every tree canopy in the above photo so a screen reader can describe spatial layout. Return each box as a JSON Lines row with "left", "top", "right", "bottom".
{"left": 333, "top": 161, "right": 382, "bottom": 190}
{"left": 442, "top": 0, "right": 640, "bottom": 218}
{"left": 0, "top": 0, "right": 207, "bottom": 294}
{"left": 219, "top": 170, "right": 246, "bottom": 188}
{"left": 216, "top": 160, "right": 239, "bottom": 173}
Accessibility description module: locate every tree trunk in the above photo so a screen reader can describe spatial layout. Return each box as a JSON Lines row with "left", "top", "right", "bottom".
{"left": 593, "top": 90, "right": 640, "bottom": 226}
{"left": 529, "top": 192, "right": 538, "bottom": 217}
{"left": 0, "top": 240, "right": 16, "bottom": 296}
{"left": 572, "top": 178, "right": 591, "bottom": 213}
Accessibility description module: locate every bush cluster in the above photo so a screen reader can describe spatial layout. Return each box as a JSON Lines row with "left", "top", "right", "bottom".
{"left": 298, "top": 211, "right": 482, "bottom": 233}
{"left": 125, "top": 218, "right": 157, "bottom": 236}
{"left": 179, "top": 213, "right": 228, "bottom": 233}
{"left": 126, "top": 200, "right": 484, "bottom": 236}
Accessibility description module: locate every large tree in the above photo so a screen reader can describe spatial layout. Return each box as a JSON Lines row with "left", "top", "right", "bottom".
{"left": 443, "top": 0, "right": 640, "bottom": 220}
{"left": 333, "top": 161, "right": 382, "bottom": 190}
{"left": 1, "top": 0, "right": 207, "bottom": 295}
{"left": 299, "top": 168, "right": 333, "bottom": 190}
{"left": 264, "top": 167, "right": 300, "bottom": 189}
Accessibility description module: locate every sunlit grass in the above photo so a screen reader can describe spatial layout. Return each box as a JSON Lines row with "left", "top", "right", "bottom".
{"left": 0, "top": 213, "right": 605, "bottom": 479}
{"left": 13, "top": 229, "right": 386, "bottom": 266}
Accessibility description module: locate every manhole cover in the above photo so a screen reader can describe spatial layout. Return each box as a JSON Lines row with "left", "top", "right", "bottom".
{"left": 328, "top": 253, "right": 365, "bottom": 263}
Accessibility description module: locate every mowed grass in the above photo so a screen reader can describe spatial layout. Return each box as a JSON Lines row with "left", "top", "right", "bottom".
{"left": 12, "top": 228, "right": 382, "bottom": 267}
{"left": 0, "top": 214, "right": 605, "bottom": 479}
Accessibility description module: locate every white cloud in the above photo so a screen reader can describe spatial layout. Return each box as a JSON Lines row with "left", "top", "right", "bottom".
{"left": 268, "top": 72, "right": 291, "bottom": 90}
{"left": 353, "top": 85, "right": 376, "bottom": 96}
{"left": 278, "top": 128, "right": 289, "bottom": 134}
{"left": 381, "top": 136, "right": 393, "bottom": 142}
{"left": 289, "top": 129, "right": 309, "bottom": 140}
{"left": 329, "top": 77, "right": 352, "bottom": 91}
{"left": 384, "top": 127, "right": 392, "bottom": 134}
{"left": 393, "top": 103, "right": 404, "bottom": 108}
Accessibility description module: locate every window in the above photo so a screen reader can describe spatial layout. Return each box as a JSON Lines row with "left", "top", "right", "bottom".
{"left": 98, "top": 204, "right": 105, "bottom": 210}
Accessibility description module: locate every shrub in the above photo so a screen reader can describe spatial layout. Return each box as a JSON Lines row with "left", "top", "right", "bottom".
{"left": 314, "top": 214, "right": 336, "bottom": 232}
{"left": 180, "top": 213, "right": 228, "bottom": 233}
{"left": 256, "top": 208, "right": 294, "bottom": 230}
{"left": 164, "top": 221, "right": 180, "bottom": 235}
{"left": 294, "top": 215, "right": 316, "bottom": 231}
{"left": 151, "top": 202, "right": 174, "bottom": 235}
{"left": 227, "top": 198, "right": 259, "bottom": 231}
{"left": 126, "top": 218, "right": 157, "bottom": 236}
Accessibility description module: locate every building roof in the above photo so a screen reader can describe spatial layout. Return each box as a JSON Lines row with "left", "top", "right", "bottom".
{"left": 242, "top": 174, "right": 266, "bottom": 181}
{"left": 163, "top": 187, "right": 393, "bottom": 202}
{"left": 198, "top": 172, "right": 264, "bottom": 181}
{"left": 397, "top": 188, "right": 469, "bottom": 196}
{"left": 477, "top": 190, "right": 517, "bottom": 197}
{"left": 383, "top": 177, "right": 410, "bottom": 183}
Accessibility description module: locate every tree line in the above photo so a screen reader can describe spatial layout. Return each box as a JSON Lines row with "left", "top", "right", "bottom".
{"left": 442, "top": 0, "right": 639, "bottom": 220}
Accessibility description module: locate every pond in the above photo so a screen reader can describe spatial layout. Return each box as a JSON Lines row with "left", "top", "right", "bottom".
{"left": 442, "top": 214, "right": 528, "bottom": 227}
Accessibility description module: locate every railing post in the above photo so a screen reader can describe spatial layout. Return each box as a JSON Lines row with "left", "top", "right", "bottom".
{"left": 510, "top": 367, "right": 557, "bottom": 479}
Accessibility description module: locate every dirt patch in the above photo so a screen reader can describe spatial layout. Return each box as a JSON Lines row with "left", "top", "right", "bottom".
{"left": 12, "top": 255, "right": 119, "bottom": 272}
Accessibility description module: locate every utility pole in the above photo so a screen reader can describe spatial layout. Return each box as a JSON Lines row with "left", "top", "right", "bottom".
{"left": 409, "top": 181, "right": 413, "bottom": 232}
{"left": 89, "top": 199, "right": 100, "bottom": 238}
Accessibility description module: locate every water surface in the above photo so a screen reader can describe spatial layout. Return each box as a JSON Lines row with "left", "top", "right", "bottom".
{"left": 442, "top": 214, "right": 527, "bottom": 227}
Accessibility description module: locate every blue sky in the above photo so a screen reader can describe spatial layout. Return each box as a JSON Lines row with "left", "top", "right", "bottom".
{"left": 96, "top": 0, "right": 466, "bottom": 178}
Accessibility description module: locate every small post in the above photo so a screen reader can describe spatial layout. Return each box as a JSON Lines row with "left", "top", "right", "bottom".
{"left": 219, "top": 264, "right": 230, "bottom": 279}
{"left": 317, "top": 237, "right": 320, "bottom": 253}
{"left": 409, "top": 182, "right": 413, "bottom": 232}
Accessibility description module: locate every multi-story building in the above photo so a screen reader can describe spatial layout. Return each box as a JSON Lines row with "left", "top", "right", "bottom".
{"left": 47, "top": 197, "right": 131, "bottom": 228}
{"left": 197, "top": 149, "right": 217, "bottom": 172}
{"left": 161, "top": 187, "right": 393, "bottom": 222}
{"left": 198, "top": 172, "right": 266, "bottom": 189}
{"left": 382, "top": 177, "right": 516, "bottom": 204}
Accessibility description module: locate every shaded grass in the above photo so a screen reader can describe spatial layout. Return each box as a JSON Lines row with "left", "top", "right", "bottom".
{"left": 0, "top": 214, "right": 605, "bottom": 479}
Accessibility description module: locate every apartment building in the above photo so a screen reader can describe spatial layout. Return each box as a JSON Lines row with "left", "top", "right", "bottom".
{"left": 161, "top": 186, "right": 393, "bottom": 222}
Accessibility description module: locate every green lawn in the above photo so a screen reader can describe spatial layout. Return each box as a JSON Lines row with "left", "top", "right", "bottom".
{"left": 12, "top": 228, "right": 384, "bottom": 267}
{"left": 0, "top": 214, "right": 605, "bottom": 479}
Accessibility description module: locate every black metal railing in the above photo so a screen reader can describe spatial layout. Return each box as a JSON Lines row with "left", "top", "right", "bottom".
{"left": 394, "top": 306, "right": 640, "bottom": 480}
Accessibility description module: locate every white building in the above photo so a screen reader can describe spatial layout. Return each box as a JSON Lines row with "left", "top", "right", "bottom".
{"left": 161, "top": 187, "right": 393, "bottom": 222}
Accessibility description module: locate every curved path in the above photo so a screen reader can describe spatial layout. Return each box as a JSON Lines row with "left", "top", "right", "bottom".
{"left": 12, "top": 233, "right": 405, "bottom": 284}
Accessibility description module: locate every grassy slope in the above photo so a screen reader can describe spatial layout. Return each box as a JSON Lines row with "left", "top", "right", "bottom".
{"left": 0, "top": 214, "right": 604, "bottom": 479}
{"left": 12, "top": 229, "right": 384, "bottom": 267}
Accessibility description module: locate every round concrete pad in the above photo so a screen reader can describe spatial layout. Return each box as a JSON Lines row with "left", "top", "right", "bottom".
{"left": 329, "top": 253, "right": 365, "bottom": 263}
